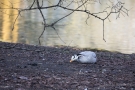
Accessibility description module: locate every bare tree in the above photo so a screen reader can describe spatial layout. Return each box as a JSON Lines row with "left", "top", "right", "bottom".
{"left": 0, "top": 0, "right": 129, "bottom": 45}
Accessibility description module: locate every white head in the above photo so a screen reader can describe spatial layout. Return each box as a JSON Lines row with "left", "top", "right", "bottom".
{"left": 70, "top": 55, "right": 79, "bottom": 62}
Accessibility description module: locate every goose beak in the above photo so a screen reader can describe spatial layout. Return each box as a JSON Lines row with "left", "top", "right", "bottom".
{"left": 70, "top": 60, "right": 73, "bottom": 62}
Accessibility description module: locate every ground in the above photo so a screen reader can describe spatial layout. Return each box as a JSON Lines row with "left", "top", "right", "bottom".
{"left": 0, "top": 41, "right": 135, "bottom": 90}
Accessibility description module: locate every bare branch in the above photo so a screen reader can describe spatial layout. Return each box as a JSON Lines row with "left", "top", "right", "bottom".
{"left": 52, "top": 27, "right": 66, "bottom": 44}
{"left": 103, "top": 20, "right": 106, "bottom": 42}
{"left": 85, "top": 13, "right": 90, "bottom": 25}
{"left": 12, "top": 11, "right": 20, "bottom": 31}
{"left": 29, "top": 0, "right": 36, "bottom": 9}
{"left": 36, "top": 0, "right": 46, "bottom": 45}
{"left": 38, "top": 25, "right": 46, "bottom": 45}
{"left": 1, "top": 0, "right": 129, "bottom": 44}
{"left": 52, "top": 0, "right": 89, "bottom": 26}
{"left": 41, "top": 0, "right": 44, "bottom": 7}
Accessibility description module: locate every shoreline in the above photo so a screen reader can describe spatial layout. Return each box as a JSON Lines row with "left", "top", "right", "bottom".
{"left": 0, "top": 41, "right": 132, "bottom": 54}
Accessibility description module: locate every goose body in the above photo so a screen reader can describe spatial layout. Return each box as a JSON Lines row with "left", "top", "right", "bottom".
{"left": 70, "top": 51, "right": 97, "bottom": 63}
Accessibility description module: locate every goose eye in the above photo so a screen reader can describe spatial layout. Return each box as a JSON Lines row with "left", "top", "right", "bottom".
{"left": 71, "top": 56, "right": 75, "bottom": 59}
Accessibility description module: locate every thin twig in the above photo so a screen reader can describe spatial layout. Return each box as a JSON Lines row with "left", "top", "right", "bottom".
{"left": 29, "top": 0, "right": 36, "bottom": 9}
{"left": 52, "top": 27, "right": 66, "bottom": 44}
{"left": 103, "top": 20, "right": 106, "bottom": 42}
{"left": 36, "top": 0, "right": 46, "bottom": 45}
{"left": 38, "top": 26, "right": 46, "bottom": 45}
{"left": 1, "top": 0, "right": 129, "bottom": 43}
{"left": 12, "top": 11, "right": 20, "bottom": 31}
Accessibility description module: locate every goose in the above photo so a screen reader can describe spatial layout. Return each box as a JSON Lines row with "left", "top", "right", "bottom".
{"left": 70, "top": 51, "right": 97, "bottom": 63}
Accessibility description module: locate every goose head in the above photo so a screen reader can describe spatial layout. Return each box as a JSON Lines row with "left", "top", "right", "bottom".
{"left": 70, "top": 55, "right": 79, "bottom": 62}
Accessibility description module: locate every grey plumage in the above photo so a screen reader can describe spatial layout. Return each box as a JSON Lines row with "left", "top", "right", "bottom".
{"left": 70, "top": 51, "right": 97, "bottom": 63}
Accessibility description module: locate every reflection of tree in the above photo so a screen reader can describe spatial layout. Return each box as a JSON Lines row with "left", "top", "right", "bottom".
{"left": 0, "top": 0, "right": 129, "bottom": 44}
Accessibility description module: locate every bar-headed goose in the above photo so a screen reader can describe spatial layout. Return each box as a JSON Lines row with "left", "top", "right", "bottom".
{"left": 70, "top": 51, "right": 97, "bottom": 63}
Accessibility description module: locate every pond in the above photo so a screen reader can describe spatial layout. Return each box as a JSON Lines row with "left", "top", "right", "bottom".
{"left": 0, "top": 0, "right": 135, "bottom": 54}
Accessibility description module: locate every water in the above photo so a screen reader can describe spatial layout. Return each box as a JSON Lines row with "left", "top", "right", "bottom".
{"left": 0, "top": 0, "right": 135, "bottom": 54}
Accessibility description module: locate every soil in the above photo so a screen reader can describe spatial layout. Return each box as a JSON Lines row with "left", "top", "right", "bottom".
{"left": 0, "top": 41, "right": 135, "bottom": 90}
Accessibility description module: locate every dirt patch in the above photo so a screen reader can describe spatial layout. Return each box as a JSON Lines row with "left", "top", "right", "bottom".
{"left": 0, "top": 42, "right": 135, "bottom": 90}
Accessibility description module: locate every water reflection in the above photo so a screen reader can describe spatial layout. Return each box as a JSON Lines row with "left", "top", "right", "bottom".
{"left": 0, "top": 0, "right": 19, "bottom": 42}
{"left": 0, "top": 0, "right": 135, "bottom": 54}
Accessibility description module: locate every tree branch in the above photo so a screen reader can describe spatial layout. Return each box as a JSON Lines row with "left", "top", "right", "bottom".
{"left": 1, "top": 0, "right": 129, "bottom": 44}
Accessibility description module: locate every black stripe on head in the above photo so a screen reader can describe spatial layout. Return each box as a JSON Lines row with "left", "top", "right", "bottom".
{"left": 77, "top": 54, "right": 82, "bottom": 56}
{"left": 76, "top": 54, "right": 82, "bottom": 59}
{"left": 72, "top": 55, "right": 77, "bottom": 59}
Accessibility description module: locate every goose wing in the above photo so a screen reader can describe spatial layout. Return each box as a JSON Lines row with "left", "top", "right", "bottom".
{"left": 79, "top": 51, "right": 95, "bottom": 56}
{"left": 78, "top": 51, "right": 97, "bottom": 63}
